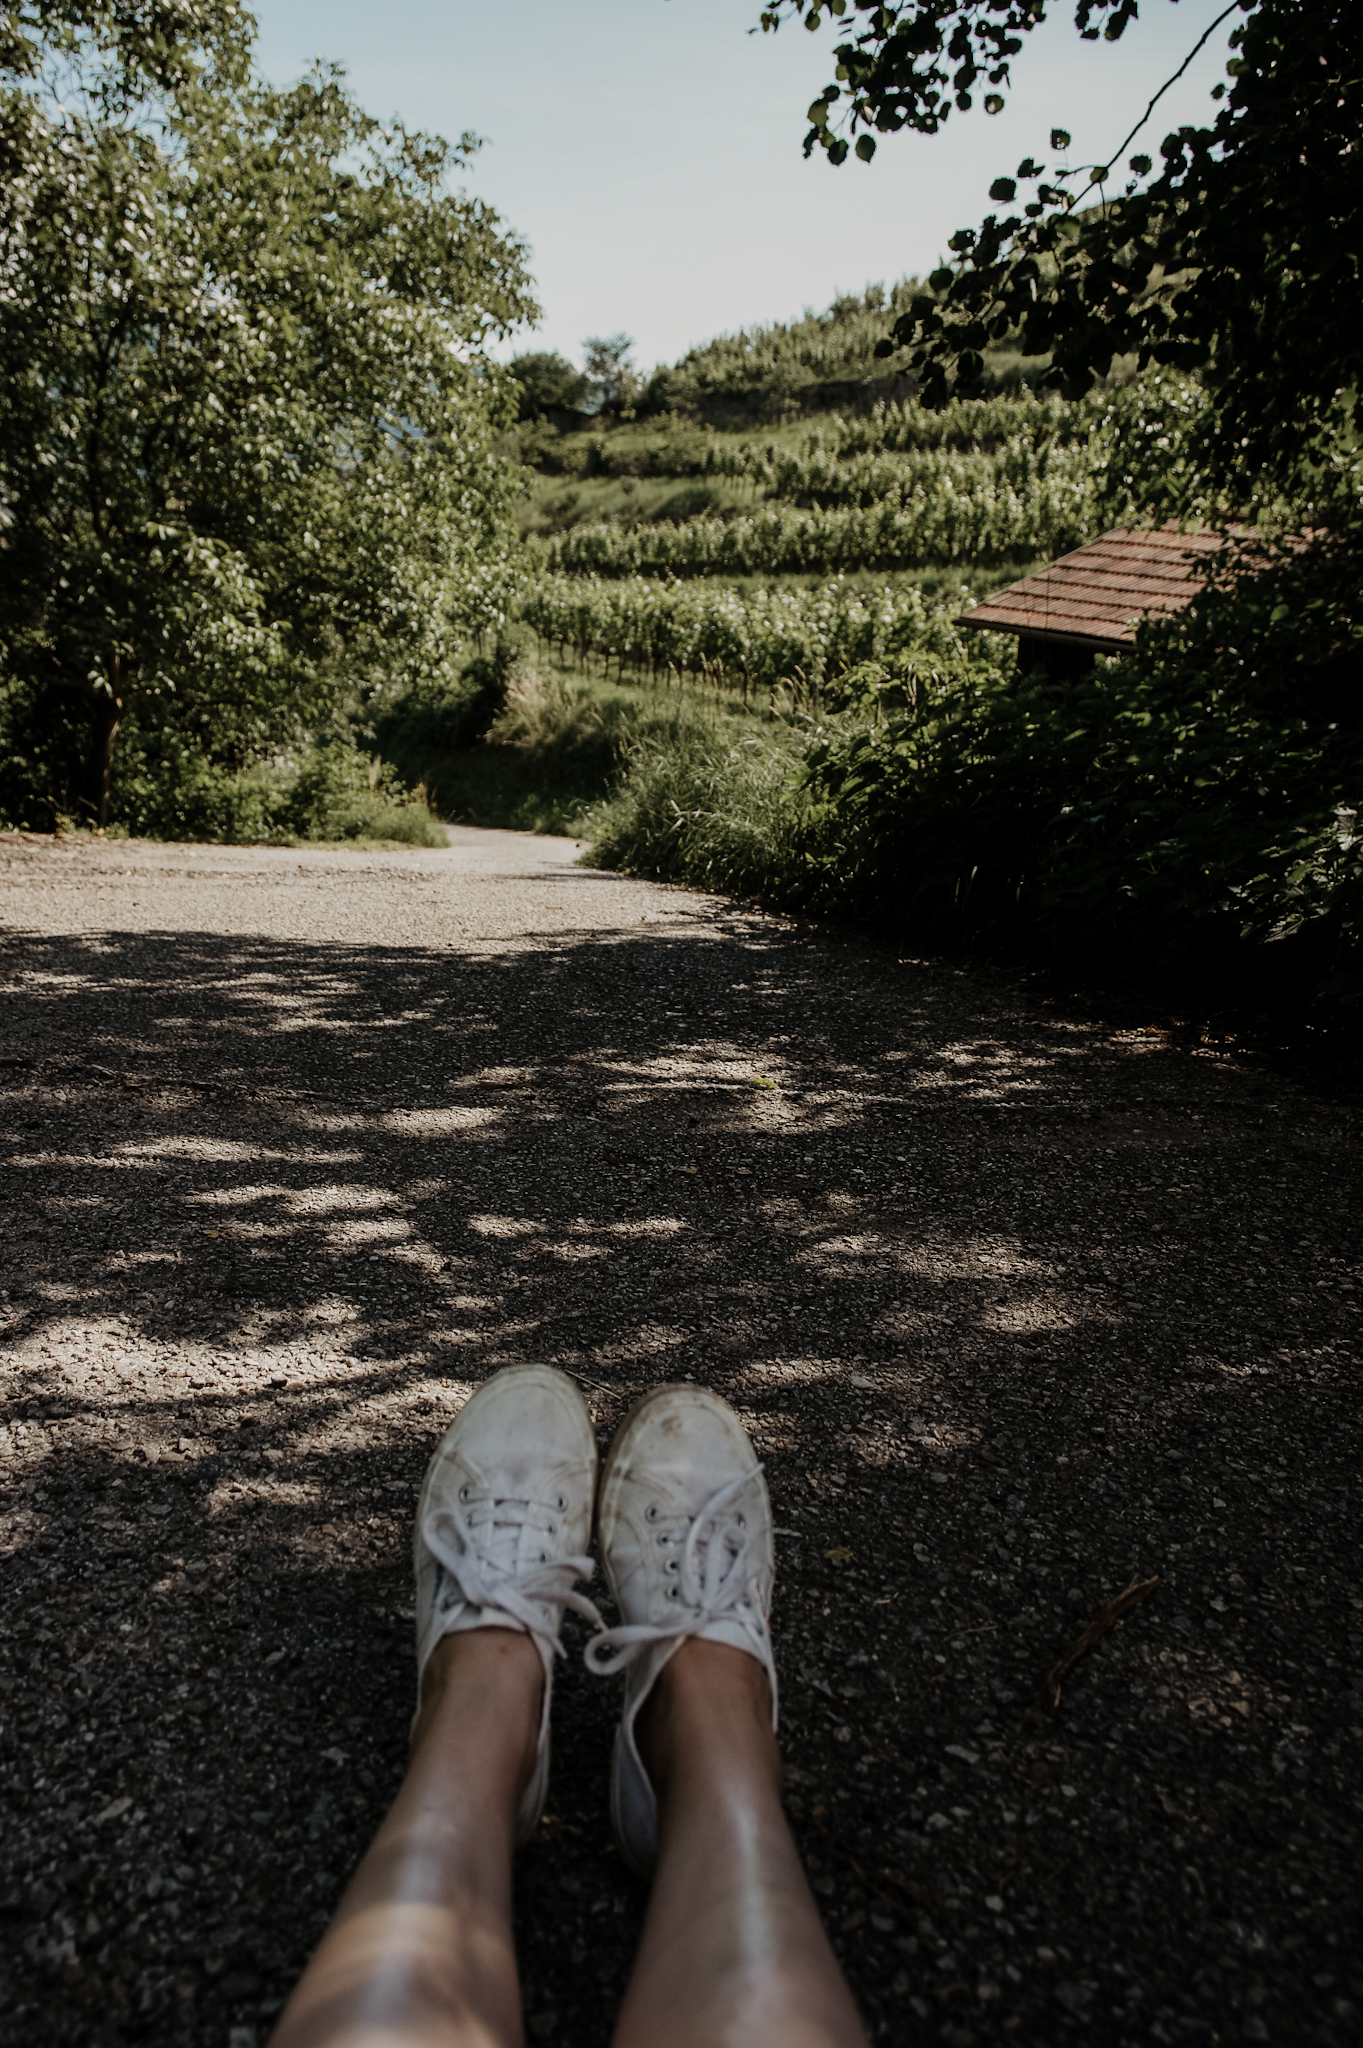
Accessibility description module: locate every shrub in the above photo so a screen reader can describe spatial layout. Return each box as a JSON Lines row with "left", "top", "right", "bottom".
{"left": 588, "top": 717, "right": 806, "bottom": 899}
{"left": 282, "top": 743, "right": 446, "bottom": 845}
{"left": 374, "top": 632, "right": 531, "bottom": 789}
{"left": 590, "top": 534, "right": 1363, "bottom": 1014}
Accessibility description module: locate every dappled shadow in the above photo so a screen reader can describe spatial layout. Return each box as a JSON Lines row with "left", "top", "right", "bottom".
{"left": 2, "top": 907, "right": 1360, "bottom": 2044}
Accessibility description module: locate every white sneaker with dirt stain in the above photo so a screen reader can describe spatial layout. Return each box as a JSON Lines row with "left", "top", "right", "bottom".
{"left": 586, "top": 1383, "right": 778, "bottom": 1875}
{"left": 414, "top": 1362, "right": 600, "bottom": 1841}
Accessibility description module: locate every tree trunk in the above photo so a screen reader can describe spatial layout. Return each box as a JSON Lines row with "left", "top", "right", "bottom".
{"left": 88, "top": 676, "right": 125, "bottom": 829}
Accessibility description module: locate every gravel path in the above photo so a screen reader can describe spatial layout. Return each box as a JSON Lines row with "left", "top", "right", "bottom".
{"left": 1, "top": 828, "right": 1359, "bottom": 2048}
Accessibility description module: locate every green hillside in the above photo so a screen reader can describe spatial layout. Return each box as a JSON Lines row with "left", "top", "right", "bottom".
{"left": 509, "top": 314, "right": 1125, "bottom": 703}
{"left": 470, "top": 298, "right": 1363, "bottom": 1022}
{"left": 389, "top": 293, "right": 1130, "bottom": 834}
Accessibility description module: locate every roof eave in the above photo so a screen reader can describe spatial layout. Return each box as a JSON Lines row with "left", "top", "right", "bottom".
{"left": 957, "top": 616, "right": 1131, "bottom": 656}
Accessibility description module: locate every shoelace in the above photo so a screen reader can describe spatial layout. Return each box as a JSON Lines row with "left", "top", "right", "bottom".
{"left": 423, "top": 1490, "right": 602, "bottom": 1659}
{"left": 584, "top": 1465, "right": 766, "bottom": 1677}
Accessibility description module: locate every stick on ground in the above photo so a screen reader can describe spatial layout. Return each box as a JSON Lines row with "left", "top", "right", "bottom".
{"left": 1029, "top": 1573, "right": 1161, "bottom": 1719}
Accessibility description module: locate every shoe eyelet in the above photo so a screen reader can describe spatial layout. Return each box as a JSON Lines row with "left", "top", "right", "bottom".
{"left": 665, "top": 1560, "right": 679, "bottom": 1574}
{"left": 558, "top": 1494, "right": 567, "bottom": 1511}
{"left": 539, "top": 1551, "right": 549, "bottom": 1563}
{"left": 459, "top": 1486, "right": 470, "bottom": 1502}
{"left": 547, "top": 1523, "right": 557, "bottom": 1535}
{"left": 668, "top": 1586, "right": 680, "bottom": 1599}
{"left": 645, "top": 1504, "right": 658, "bottom": 1521}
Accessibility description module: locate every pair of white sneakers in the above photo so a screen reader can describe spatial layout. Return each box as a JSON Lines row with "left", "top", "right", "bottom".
{"left": 414, "top": 1364, "right": 779, "bottom": 1877}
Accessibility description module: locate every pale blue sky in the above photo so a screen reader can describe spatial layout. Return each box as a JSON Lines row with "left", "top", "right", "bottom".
{"left": 250, "top": 0, "right": 1235, "bottom": 371}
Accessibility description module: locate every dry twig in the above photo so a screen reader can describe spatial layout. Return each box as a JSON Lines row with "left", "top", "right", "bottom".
{"left": 1028, "top": 1572, "right": 1160, "bottom": 1719}
{"left": 562, "top": 1367, "right": 620, "bottom": 1396}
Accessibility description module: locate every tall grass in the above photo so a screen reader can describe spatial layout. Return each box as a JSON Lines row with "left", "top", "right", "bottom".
{"left": 588, "top": 717, "right": 807, "bottom": 900}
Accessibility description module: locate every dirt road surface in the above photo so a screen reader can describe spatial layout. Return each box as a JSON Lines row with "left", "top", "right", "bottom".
{"left": 1, "top": 828, "right": 1359, "bottom": 2048}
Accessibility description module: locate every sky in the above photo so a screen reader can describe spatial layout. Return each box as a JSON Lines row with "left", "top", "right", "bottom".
{"left": 250, "top": 0, "right": 1237, "bottom": 373}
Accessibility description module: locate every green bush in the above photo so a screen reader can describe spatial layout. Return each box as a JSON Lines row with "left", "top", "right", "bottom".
{"left": 589, "top": 536, "right": 1363, "bottom": 1014}
{"left": 281, "top": 742, "right": 446, "bottom": 845}
{"left": 0, "top": 710, "right": 445, "bottom": 846}
{"left": 588, "top": 716, "right": 806, "bottom": 899}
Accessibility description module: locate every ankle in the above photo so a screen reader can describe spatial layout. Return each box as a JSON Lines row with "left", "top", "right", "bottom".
{"left": 412, "top": 1627, "right": 543, "bottom": 1783}
{"left": 636, "top": 1640, "right": 779, "bottom": 1806}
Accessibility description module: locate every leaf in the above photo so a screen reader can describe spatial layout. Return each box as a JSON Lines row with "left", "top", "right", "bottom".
{"left": 824, "top": 1546, "right": 855, "bottom": 1563}
{"left": 1050, "top": 128, "right": 1072, "bottom": 151}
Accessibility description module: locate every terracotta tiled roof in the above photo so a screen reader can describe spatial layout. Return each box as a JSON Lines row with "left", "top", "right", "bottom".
{"left": 958, "top": 522, "right": 1226, "bottom": 650}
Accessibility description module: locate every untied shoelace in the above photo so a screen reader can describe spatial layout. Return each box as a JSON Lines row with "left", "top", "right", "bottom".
{"left": 583, "top": 1464, "right": 766, "bottom": 1677}
{"left": 423, "top": 1486, "right": 602, "bottom": 1658}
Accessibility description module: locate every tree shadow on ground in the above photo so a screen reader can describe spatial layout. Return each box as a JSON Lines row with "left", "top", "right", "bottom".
{"left": 1, "top": 918, "right": 1358, "bottom": 2045}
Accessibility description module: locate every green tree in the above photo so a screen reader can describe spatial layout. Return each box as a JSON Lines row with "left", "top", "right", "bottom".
{"left": 762, "top": 0, "right": 1361, "bottom": 501}
{"left": 0, "top": 8, "right": 536, "bottom": 826}
{"left": 1, "top": 0, "right": 251, "bottom": 95}
{"left": 583, "top": 332, "right": 636, "bottom": 414}
{"left": 509, "top": 349, "right": 589, "bottom": 419}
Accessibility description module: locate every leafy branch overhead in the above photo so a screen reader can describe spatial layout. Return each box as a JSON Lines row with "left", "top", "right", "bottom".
{"left": 760, "top": 0, "right": 1144, "bottom": 156}
{"left": 762, "top": 0, "right": 1362, "bottom": 491}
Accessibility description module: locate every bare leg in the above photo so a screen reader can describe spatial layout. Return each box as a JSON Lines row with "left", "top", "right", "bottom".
{"left": 270, "top": 1629, "right": 541, "bottom": 2048}
{"left": 612, "top": 1640, "right": 868, "bottom": 2048}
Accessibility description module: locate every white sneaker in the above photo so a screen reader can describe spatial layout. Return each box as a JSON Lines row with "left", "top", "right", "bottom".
{"left": 414, "top": 1363, "right": 601, "bottom": 1843}
{"left": 586, "top": 1383, "right": 778, "bottom": 1876}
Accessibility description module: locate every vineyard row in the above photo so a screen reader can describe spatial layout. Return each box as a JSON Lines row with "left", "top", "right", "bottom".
{"left": 530, "top": 475, "right": 1107, "bottom": 578}
{"left": 516, "top": 575, "right": 993, "bottom": 697}
{"left": 696, "top": 431, "right": 1106, "bottom": 512}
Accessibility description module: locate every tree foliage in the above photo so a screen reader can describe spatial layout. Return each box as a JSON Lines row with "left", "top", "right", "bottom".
{"left": 762, "top": 0, "right": 1362, "bottom": 499}
{"left": 1, "top": 0, "right": 251, "bottom": 95}
{"left": 582, "top": 332, "right": 636, "bottom": 413}
{"left": 0, "top": 4, "right": 535, "bottom": 826}
{"left": 509, "top": 350, "right": 590, "bottom": 419}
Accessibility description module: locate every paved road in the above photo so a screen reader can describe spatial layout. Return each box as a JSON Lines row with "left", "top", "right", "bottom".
{"left": 1, "top": 828, "right": 1358, "bottom": 2048}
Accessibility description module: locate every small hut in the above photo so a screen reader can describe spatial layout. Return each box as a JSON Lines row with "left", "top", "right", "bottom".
{"left": 958, "top": 522, "right": 1225, "bottom": 677}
